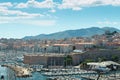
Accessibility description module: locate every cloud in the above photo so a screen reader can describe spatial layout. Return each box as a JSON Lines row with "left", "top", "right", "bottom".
{"left": 16, "top": 0, "right": 56, "bottom": 9}
{"left": 0, "top": 3, "right": 44, "bottom": 18}
{"left": 0, "top": 1, "right": 57, "bottom": 26}
{"left": 59, "top": 0, "right": 120, "bottom": 10}
{"left": 1, "top": 0, "right": 120, "bottom": 12}
{"left": 72, "top": 7, "right": 82, "bottom": 10}
{"left": 0, "top": 2, "right": 13, "bottom": 7}
{"left": 0, "top": 2, "right": 44, "bottom": 17}
{"left": 0, "top": 3, "right": 51, "bottom": 26}
{"left": 15, "top": 3, "right": 28, "bottom": 8}
{"left": 0, "top": 8, "right": 43, "bottom": 17}
{"left": 49, "top": 9, "right": 56, "bottom": 13}
{"left": 0, "top": 2, "right": 13, "bottom": 12}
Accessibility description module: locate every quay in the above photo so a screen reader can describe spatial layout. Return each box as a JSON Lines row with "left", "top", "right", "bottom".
{"left": 1, "top": 64, "right": 32, "bottom": 77}
{"left": 41, "top": 69, "right": 96, "bottom": 76}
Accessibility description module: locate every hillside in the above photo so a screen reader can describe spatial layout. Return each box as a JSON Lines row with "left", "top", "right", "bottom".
{"left": 23, "top": 27, "right": 120, "bottom": 40}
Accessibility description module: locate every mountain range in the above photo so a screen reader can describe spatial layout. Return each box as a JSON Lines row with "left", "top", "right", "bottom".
{"left": 23, "top": 27, "right": 120, "bottom": 40}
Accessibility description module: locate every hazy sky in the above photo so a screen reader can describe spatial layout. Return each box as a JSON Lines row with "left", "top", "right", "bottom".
{"left": 0, "top": 0, "right": 120, "bottom": 38}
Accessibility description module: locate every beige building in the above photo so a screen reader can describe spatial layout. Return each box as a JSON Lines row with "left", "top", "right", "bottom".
{"left": 24, "top": 54, "right": 65, "bottom": 67}
{"left": 24, "top": 52, "right": 84, "bottom": 67}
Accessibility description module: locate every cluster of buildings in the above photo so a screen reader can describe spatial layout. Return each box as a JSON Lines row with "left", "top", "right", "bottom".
{"left": 0, "top": 37, "right": 96, "bottom": 53}
{"left": 0, "top": 31, "right": 120, "bottom": 67}
{"left": 23, "top": 32, "right": 120, "bottom": 67}
{"left": 0, "top": 31, "right": 120, "bottom": 53}
{"left": 92, "top": 32, "right": 120, "bottom": 48}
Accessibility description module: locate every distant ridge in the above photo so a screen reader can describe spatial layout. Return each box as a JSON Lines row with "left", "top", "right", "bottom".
{"left": 23, "top": 27, "right": 120, "bottom": 40}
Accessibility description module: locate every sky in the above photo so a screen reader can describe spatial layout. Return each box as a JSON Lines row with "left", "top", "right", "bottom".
{"left": 0, "top": 0, "right": 120, "bottom": 38}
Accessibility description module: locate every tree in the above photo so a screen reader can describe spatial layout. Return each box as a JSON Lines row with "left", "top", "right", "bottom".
{"left": 112, "top": 31, "right": 118, "bottom": 35}
{"left": 105, "top": 30, "right": 111, "bottom": 35}
{"left": 98, "top": 57, "right": 107, "bottom": 62}
{"left": 111, "top": 55, "right": 119, "bottom": 62}
{"left": 80, "top": 59, "right": 94, "bottom": 69}
{"left": 73, "top": 46, "right": 76, "bottom": 50}
{"left": 105, "top": 30, "right": 118, "bottom": 36}
{"left": 64, "top": 55, "right": 72, "bottom": 67}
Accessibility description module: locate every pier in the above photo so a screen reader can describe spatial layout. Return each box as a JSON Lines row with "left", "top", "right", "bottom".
{"left": 2, "top": 64, "right": 32, "bottom": 77}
